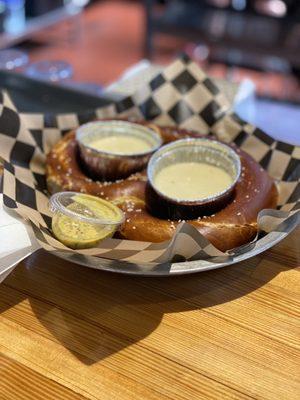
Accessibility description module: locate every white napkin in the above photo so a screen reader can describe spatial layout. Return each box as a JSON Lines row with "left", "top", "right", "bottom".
{"left": 0, "top": 194, "right": 40, "bottom": 283}
{"left": 105, "top": 60, "right": 248, "bottom": 105}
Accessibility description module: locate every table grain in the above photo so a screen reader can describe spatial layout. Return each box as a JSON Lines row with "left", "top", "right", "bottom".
{"left": 0, "top": 225, "right": 299, "bottom": 400}
{"left": 1, "top": 2, "right": 299, "bottom": 398}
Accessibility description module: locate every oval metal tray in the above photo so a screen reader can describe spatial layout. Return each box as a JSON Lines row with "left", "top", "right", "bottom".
{"left": 53, "top": 230, "right": 289, "bottom": 276}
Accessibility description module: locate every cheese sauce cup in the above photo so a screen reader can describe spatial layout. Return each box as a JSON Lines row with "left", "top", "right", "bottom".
{"left": 49, "top": 192, "right": 124, "bottom": 249}
{"left": 76, "top": 120, "right": 162, "bottom": 181}
{"left": 146, "top": 138, "right": 241, "bottom": 220}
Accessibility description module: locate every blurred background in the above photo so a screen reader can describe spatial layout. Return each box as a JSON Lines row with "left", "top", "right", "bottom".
{"left": 0, "top": 0, "right": 299, "bottom": 142}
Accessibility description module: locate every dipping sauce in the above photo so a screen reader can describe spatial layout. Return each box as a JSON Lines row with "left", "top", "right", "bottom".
{"left": 90, "top": 135, "right": 152, "bottom": 155}
{"left": 76, "top": 120, "right": 162, "bottom": 181}
{"left": 50, "top": 193, "right": 124, "bottom": 249}
{"left": 52, "top": 205, "right": 114, "bottom": 249}
{"left": 154, "top": 162, "right": 233, "bottom": 201}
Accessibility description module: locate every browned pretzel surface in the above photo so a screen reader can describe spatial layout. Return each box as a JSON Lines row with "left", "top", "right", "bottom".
{"left": 46, "top": 123, "right": 278, "bottom": 251}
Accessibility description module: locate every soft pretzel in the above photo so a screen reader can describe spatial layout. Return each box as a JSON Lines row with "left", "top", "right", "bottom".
{"left": 46, "top": 122, "right": 278, "bottom": 251}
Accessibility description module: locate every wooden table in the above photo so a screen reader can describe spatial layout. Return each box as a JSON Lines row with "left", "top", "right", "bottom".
{"left": 0, "top": 226, "right": 299, "bottom": 400}
{"left": 1, "top": 2, "right": 300, "bottom": 399}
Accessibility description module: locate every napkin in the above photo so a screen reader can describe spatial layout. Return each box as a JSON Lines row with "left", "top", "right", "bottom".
{"left": 0, "top": 194, "right": 39, "bottom": 283}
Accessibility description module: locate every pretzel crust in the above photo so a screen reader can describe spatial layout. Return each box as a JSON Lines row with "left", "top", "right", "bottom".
{"left": 46, "top": 123, "right": 278, "bottom": 251}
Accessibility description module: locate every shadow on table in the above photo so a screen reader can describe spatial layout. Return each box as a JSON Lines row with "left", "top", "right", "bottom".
{"left": 0, "top": 232, "right": 298, "bottom": 365}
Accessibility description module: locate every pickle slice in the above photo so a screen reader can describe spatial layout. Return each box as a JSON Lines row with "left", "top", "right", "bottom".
{"left": 51, "top": 194, "right": 123, "bottom": 249}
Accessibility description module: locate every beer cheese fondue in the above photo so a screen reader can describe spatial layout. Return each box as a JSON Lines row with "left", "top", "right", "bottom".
{"left": 154, "top": 162, "right": 233, "bottom": 201}
{"left": 90, "top": 135, "right": 152, "bottom": 155}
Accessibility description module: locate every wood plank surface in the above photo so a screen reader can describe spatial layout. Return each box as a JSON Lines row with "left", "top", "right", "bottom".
{"left": 0, "top": 226, "right": 299, "bottom": 400}
{"left": 1, "top": 1, "right": 299, "bottom": 399}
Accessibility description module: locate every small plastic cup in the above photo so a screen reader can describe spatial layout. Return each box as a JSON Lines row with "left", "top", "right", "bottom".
{"left": 49, "top": 192, "right": 124, "bottom": 249}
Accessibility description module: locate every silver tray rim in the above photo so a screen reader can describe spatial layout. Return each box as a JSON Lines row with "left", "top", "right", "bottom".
{"left": 52, "top": 229, "right": 291, "bottom": 277}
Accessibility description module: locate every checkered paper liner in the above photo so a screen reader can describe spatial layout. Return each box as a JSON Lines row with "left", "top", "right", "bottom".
{"left": 0, "top": 55, "right": 299, "bottom": 267}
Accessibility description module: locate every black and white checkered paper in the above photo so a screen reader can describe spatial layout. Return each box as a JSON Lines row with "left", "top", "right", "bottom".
{"left": 0, "top": 55, "right": 299, "bottom": 266}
